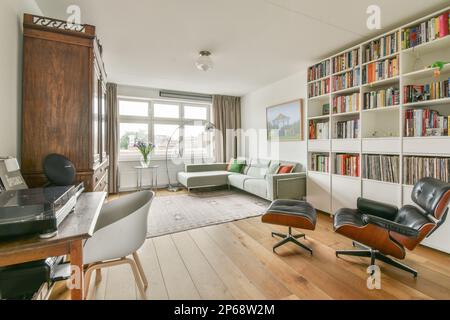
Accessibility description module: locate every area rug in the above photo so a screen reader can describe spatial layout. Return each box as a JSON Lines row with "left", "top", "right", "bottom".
{"left": 147, "top": 190, "right": 269, "bottom": 238}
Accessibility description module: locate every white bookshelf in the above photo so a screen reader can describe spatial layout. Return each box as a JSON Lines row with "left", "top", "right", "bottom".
{"left": 306, "top": 6, "right": 450, "bottom": 253}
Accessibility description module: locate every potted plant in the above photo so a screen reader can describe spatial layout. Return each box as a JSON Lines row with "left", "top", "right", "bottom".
{"left": 135, "top": 140, "right": 155, "bottom": 168}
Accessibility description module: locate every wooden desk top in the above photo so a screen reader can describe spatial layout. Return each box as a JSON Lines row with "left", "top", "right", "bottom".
{"left": 0, "top": 192, "right": 106, "bottom": 256}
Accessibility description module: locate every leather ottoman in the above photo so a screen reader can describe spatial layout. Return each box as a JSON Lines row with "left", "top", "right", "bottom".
{"left": 262, "top": 199, "right": 317, "bottom": 254}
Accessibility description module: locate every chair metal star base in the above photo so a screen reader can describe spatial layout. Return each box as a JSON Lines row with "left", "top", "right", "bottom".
{"left": 336, "top": 242, "right": 418, "bottom": 278}
{"left": 271, "top": 227, "right": 313, "bottom": 255}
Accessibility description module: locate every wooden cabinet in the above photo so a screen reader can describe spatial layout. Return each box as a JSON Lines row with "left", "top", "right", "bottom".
{"left": 21, "top": 14, "right": 109, "bottom": 192}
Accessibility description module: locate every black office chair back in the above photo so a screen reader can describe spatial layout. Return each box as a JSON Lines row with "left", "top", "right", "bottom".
{"left": 43, "top": 154, "right": 76, "bottom": 186}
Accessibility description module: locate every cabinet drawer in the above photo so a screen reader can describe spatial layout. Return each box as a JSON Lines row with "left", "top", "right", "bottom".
{"left": 94, "top": 170, "right": 108, "bottom": 192}
{"left": 362, "top": 138, "right": 399, "bottom": 154}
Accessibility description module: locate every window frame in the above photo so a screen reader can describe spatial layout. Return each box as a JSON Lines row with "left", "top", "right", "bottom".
{"left": 118, "top": 97, "right": 212, "bottom": 161}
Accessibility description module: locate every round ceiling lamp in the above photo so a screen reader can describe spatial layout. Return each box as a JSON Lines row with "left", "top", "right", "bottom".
{"left": 195, "top": 51, "right": 214, "bottom": 72}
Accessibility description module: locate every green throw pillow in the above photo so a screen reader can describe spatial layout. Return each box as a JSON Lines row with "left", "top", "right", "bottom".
{"left": 228, "top": 160, "right": 245, "bottom": 173}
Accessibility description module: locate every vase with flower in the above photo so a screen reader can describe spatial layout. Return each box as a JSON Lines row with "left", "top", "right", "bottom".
{"left": 135, "top": 141, "right": 155, "bottom": 168}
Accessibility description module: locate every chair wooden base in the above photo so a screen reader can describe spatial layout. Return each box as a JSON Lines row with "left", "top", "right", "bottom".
{"left": 336, "top": 242, "right": 418, "bottom": 278}
{"left": 84, "top": 251, "right": 148, "bottom": 300}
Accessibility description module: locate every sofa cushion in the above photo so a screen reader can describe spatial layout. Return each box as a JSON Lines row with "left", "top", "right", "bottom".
{"left": 228, "top": 174, "right": 256, "bottom": 189}
{"left": 267, "top": 161, "right": 280, "bottom": 175}
{"left": 247, "top": 159, "right": 271, "bottom": 179}
{"left": 177, "top": 171, "right": 229, "bottom": 188}
{"left": 244, "top": 179, "right": 267, "bottom": 199}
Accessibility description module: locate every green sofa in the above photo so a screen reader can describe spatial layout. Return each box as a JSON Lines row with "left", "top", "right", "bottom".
{"left": 177, "top": 159, "right": 306, "bottom": 201}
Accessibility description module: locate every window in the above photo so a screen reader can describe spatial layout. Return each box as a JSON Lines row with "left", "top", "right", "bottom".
{"left": 118, "top": 98, "right": 212, "bottom": 160}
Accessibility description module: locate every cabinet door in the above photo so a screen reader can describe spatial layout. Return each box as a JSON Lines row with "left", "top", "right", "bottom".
{"left": 92, "top": 62, "right": 101, "bottom": 166}
{"left": 307, "top": 172, "right": 331, "bottom": 213}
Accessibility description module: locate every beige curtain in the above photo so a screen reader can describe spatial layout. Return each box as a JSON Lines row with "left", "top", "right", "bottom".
{"left": 213, "top": 95, "right": 241, "bottom": 163}
{"left": 106, "top": 83, "right": 119, "bottom": 193}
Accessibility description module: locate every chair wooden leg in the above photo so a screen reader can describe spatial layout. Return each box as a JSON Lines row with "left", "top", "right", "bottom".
{"left": 125, "top": 258, "right": 148, "bottom": 300}
{"left": 132, "top": 252, "right": 148, "bottom": 289}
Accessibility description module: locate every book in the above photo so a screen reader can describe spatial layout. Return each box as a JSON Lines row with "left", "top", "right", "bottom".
{"left": 403, "top": 156, "right": 450, "bottom": 185}
{"left": 404, "top": 108, "right": 449, "bottom": 137}
{"left": 333, "top": 49, "right": 360, "bottom": 73}
{"left": 308, "top": 78, "right": 330, "bottom": 98}
{"left": 335, "top": 154, "right": 360, "bottom": 177}
{"left": 363, "top": 31, "right": 399, "bottom": 63}
{"left": 309, "top": 120, "right": 329, "bottom": 140}
{"left": 362, "top": 56, "right": 399, "bottom": 84}
{"left": 403, "top": 78, "right": 450, "bottom": 103}
{"left": 363, "top": 154, "right": 400, "bottom": 183}
{"left": 363, "top": 87, "right": 400, "bottom": 109}
{"left": 402, "top": 11, "right": 450, "bottom": 49}
{"left": 308, "top": 60, "right": 330, "bottom": 82}
{"left": 334, "top": 119, "right": 359, "bottom": 139}
{"left": 310, "top": 153, "right": 329, "bottom": 173}
{"left": 332, "top": 69, "right": 360, "bottom": 91}
{"left": 333, "top": 93, "right": 360, "bottom": 114}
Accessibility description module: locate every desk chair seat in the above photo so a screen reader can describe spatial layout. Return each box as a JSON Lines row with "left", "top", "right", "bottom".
{"left": 83, "top": 191, "right": 154, "bottom": 299}
{"left": 262, "top": 200, "right": 316, "bottom": 254}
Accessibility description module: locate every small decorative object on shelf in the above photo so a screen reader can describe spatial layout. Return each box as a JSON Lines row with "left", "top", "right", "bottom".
{"left": 322, "top": 103, "right": 330, "bottom": 115}
{"left": 135, "top": 141, "right": 155, "bottom": 168}
{"left": 429, "top": 61, "right": 450, "bottom": 78}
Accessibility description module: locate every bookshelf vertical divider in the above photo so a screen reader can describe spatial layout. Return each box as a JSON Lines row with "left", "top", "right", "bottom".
{"left": 306, "top": 7, "right": 450, "bottom": 253}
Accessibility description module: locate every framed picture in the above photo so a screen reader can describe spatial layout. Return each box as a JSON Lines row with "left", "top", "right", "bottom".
{"left": 266, "top": 99, "right": 303, "bottom": 141}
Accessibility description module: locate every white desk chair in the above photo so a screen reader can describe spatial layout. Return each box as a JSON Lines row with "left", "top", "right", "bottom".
{"left": 83, "top": 191, "right": 154, "bottom": 300}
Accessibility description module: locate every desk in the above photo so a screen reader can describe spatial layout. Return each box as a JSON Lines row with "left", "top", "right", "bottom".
{"left": 0, "top": 192, "right": 106, "bottom": 300}
{"left": 135, "top": 165, "right": 159, "bottom": 192}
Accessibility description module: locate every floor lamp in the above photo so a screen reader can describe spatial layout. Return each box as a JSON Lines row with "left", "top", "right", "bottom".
{"left": 165, "top": 121, "right": 216, "bottom": 192}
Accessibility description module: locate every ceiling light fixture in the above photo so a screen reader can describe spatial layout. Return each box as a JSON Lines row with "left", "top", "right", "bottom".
{"left": 195, "top": 51, "right": 214, "bottom": 72}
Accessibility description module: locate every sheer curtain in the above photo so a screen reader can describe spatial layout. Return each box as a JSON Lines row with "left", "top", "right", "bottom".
{"left": 106, "top": 83, "right": 119, "bottom": 193}
{"left": 212, "top": 95, "right": 241, "bottom": 163}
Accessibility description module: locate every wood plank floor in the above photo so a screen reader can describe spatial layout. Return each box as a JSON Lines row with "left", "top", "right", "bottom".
{"left": 53, "top": 191, "right": 450, "bottom": 300}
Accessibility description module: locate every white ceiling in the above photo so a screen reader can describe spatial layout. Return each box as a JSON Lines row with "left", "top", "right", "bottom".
{"left": 35, "top": 0, "right": 448, "bottom": 96}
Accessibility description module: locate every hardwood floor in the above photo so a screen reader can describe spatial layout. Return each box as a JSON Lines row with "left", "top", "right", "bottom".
{"left": 53, "top": 191, "right": 450, "bottom": 300}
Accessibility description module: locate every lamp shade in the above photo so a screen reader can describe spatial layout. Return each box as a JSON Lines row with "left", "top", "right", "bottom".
{"left": 195, "top": 51, "right": 213, "bottom": 72}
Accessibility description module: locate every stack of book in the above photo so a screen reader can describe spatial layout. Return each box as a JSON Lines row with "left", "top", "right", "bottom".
{"left": 335, "top": 154, "right": 360, "bottom": 177}
{"left": 334, "top": 119, "right": 359, "bottom": 139}
{"left": 310, "top": 154, "right": 329, "bottom": 173}
{"left": 363, "top": 154, "right": 400, "bottom": 183}
{"left": 332, "top": 69, "right": 360, "bottom": 91}
{"left": 363, "top": 87, "right": 400, "bottom": 109}
{"left": 308, "top": 78, "right": 330, "bottom": 98}
{"left": 403, "top": 156, "right": 450, "bottom": 185}
{"left": 402, "top": 11, "right": 450, "bottom": 49}
{"left": 309, "top": 121, "right": 329, "bottom": 140}
{"left": 404, "top": 108, "right": 450, "bottom": 137}
{"left": 333, "top": 93, "right": 360, "bottom": 114}
{"left": 363, "top": 32, "right": 399, "bottom": 63}
{"left": 308, "top": 60, "right": 330, "bottom": 82}
{"left": 403, "top": 79, "right": 450, "bottom": 103}
{"left": 333, "top": 49, "right": 359, "bottom": 73}
{"left": 362, "top": 56, "right": 399, "bottom": 84}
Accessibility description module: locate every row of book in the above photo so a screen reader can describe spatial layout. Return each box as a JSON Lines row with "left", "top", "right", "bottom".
{"left": 362, "top": 155, "right": 400, "bottom": 183}
{"left": 334, "top": 119, "right": 359, "bottom": 139}
{"left": 403, "top": 156, "right": 450, "bottom": 185}
{"left": 335, "top": 154, "right": 360, "bottom": 177}
{"left": 333, "top": 93, "right": 360, "bottom": 114}
{"left": 332, "top": 49, "right": 360, "bottom": 74}
{"left": 401, "top": 11, "right": 449, "bottom": 49}
{"left": 363, "top": 32, "right": 399, "bottom": 63}
{"left": 332, "top": 69, "right": 360, "bottom": 91}
{"left": 363, "top": 87, "right": 400, "bottom": 110}
{"left": 403, "top": 79, "right": 450, "bottom": 103}
{"left": 404, "top": 108, "right": 449, "bottom": 137}
{"left": 310, "top": 154, "right": 329, "bottom": 173}
{"left": 309, "top": 120, "right": 329, "bottom": 140}
{"left": 362, "top": 56, "right": 399, "bottom": 84}
{"left": 308, "top": 60, "right": 330, "bottom": 82}
{"left": 308, "top": 78, "right": 330, "bottom": 98}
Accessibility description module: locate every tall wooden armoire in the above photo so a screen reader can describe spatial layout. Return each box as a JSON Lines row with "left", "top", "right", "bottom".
{"left": 21, "top": 14, "right": 109, "bottom": 192}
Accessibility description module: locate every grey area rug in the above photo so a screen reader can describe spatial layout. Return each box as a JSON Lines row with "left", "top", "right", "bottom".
{"left": 147, "top": 190, "right": 270, "bottom": 238}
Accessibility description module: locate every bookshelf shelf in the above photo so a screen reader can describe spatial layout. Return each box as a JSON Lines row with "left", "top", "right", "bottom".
{"left": 332, "top": 111, "right": 360, "bottom": 117}
{"left": 362, "top": 52, "right": 400, "bottom": 66}
{"left": 308, "top": 93, "right": 330, "bottom": 101}
{"left": 362, "top": 105, "right": 400, "bottom": 113}
{"left": 402, "top": 64, "right": 450, "bottom": 81}
{"left": 307, "top": 75, "right": 330, "bottom": 84}
{"left": 402, "top": 34, "right": 450, "bottom": 55}
{"left": 308, "top": 115, "right": 330, "bottom": 120}
{"left": 306, "top": 6, "right": 450, "bottom": 252}
{"left": 362, "top": 76, "right": 400, "bottom": 88}
{"left": 331, "top": 87, "right": 360, "bottom": 95}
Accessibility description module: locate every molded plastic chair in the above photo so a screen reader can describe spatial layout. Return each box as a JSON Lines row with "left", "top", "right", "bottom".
{"left": 83, "top": 191, "right": 154, "bottom": 299}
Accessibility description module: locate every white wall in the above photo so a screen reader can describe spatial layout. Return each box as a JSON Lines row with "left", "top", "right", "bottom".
{"left": 240, "top": 68, "right": 309, "bottom": 168}
{"left": 0, "top": 0, "right": 42, "bottom": 158}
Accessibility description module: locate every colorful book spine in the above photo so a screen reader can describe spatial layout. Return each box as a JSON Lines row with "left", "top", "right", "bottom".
{"left": 363, "top": 32, "right": 399, "bottom": 63}
{"left": 332, "top": 69, "right": 360, "bottom": 91}
{"left": 333, "top": 93, "right": 360, "bottom": 114}
{"left": 309, "top": 120, "right": 329, "bottom": 140}
{"left": 362, "top": 56, "right": 399, "bottom": 84}
{"left": 334, "top": 119, "right": 359, "bottom": 139}
{"left": 363, "top": 154, "right": 400, "bottom": 183}
{"left": 335, "top": 154, "right": 360, "bottom": 177}
{"left": 403, "top": 156, "right": 450, "bottom": 185}
{"left": 333, "top": 49, "right": 360, "bottom": 73}
{"left": 404, "top": 108, "right": 449, "bottom": 137}
{"left": 308, "top": 78, "right": 330, "bottom": 98}
{"left": 363, "top": 87, "right": 400, "bottom": 109}
{"left": 308, "top": 60, "right": 330, "bottom": 82}
{"left": 402, "top": 11, "right": 449, "bottom": 49}
{"left": 310, "top": 154, "right": 329, "bottom": 173}
{"left": 403, "top": 78, "right": 450, "bottom": 103}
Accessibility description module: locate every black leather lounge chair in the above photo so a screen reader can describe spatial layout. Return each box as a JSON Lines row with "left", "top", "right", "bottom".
{"left": 333, "top": 177, "right": 450, "bottom": 277}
